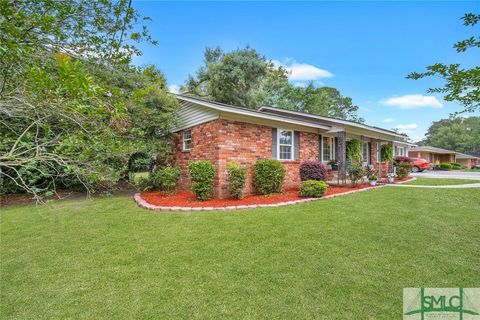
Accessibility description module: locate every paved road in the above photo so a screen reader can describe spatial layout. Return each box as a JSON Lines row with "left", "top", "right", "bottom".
{"left": 411, "top": 170, "right": 480, "bottom": 180}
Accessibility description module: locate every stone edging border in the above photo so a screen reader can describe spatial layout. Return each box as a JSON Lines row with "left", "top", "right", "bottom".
{"left": 133, "top": 185, "right": 386, "bottom": 212}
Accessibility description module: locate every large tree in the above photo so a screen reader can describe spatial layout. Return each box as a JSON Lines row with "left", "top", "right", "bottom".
{"left": 407, "top": 13, "right": 480, "bottom": 114}
{"left": 0, "top": 0, "right": 178, "bottom": 200}
{"left": 418, "top": 117, "right": 480, "bottom": 154}
{"left": 184, "top": 46, "right": 363, "bottom": 122}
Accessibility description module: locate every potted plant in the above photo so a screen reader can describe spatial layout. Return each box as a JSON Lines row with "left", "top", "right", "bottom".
{"left": 386, "top": 173, "right": 396, "bottom": 184}
{"left": 328, "top": 159, "right": 338, "bottom": 171}
{"left": 368, "top": 174, "right": 378, "bottom": 186}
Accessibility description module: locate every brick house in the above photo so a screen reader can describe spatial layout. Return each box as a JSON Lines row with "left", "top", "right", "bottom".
{"left": 408, "top": 146, "right": 457, "bottom": 165}
{"left": 455, "top": 153, "right": 480, "bottom": 169}
{"left": 172, "top": 94, "right": 410, "bottom": 198}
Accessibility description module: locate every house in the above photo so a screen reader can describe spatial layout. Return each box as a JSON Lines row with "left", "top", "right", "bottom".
{"left": 408, "top": 146, "right": 457, "bottom": 164}
{"left": 172, "top": 94, "right": 410, "bottom": 198}
{"left": 456, "top": 153, "right": 480, "bottom": 168}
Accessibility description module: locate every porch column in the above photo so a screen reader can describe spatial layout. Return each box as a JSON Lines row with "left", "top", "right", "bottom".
{"left": 337, "top": 131, "right": 346, "bottom": 183}
{"left": 377, "top": 140, "right": 382, "bottom": 179}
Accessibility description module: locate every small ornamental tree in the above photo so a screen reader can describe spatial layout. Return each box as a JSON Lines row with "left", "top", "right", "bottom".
{"left": 188, "top": 160, "right": 215, "bottom": 200}
{"left": 348, "top": 163, "right": 364, "bottom": 187}
{"left": 396, "top": 162, "right": 412, "bottom": 179}
{"left": 299, "top": 160, "right": 328, "bottom": 181}
{"left": 226, "top": 162, "right": 247, "bottom": 199}
{"left": 253, "top": 159, "right": 285, "bottom": 195}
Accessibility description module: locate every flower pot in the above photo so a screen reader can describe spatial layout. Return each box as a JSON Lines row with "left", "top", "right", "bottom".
{"left": 387, "top": 177, "right": 394, "bottom": 184}
{"left": 369, "top": 180, "right": 377, "bottom": 186}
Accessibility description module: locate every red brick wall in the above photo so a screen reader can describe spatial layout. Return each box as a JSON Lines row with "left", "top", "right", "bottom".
{"left": 173, "top": 119, "right": 320, "bottom": 198}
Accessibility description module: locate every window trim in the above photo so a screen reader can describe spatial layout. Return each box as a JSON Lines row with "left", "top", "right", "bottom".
{"left": 362, "top": 141, "right": 370, "bottom": 165}
{"left": 183, "top": 128, "right": 192, "bottom": 151}
{"left": 322, "top": 136, "right": 336, "bottom": 162}
{"left": 277, "top": 128, "right": 294, "bottom": 161}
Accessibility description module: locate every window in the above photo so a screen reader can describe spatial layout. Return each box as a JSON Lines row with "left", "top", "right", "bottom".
{"left": 183, "top": 129, "right": 191, "bottom": 151}
{"left": 322, "top": 136, "right": 332, "bottom": 162}
{"left": 278, "top": 129, "right": 293, "bottom": 160}
{"left": 363, "top": 142, "right": 369, "bottom": 164}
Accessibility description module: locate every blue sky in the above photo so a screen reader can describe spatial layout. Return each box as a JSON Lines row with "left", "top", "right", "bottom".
{"left": 133, "top": 1, "right": 479, "bottom": 142}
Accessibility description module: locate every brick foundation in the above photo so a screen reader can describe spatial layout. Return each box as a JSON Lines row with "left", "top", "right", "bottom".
{"left": 173, "top": 119, "right": 320, "bottom": 198}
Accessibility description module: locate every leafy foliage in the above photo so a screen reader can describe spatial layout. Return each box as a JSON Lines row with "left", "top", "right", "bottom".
{"left": 253, "top": 159, "right": 285, "bottom": 195}
{"left": 439, "top": 163, "right": 453, "bottom": 170}
{"left": 226, "top": 162, "right": 247, "bottom": 199}
{"left": 150, "top": 166, "right": 181, "bottom": 193}
{"left": 188, "top": 161, "right": 215, "bottom": 201}
{"left": 348, "top": 163, "right": 364, "bottom": 187}
{"left": 395, "top": 162, "right": 412, "bottom": 179}
{"left": 417, "top": 117, "right": 480, "bottom": 154}
{"left": 299, "top": 180, "right": 327, "bottom": 198}
{"left": 299, "top": 160, "right": 328, "bottom": 181}
{"left": 0, "top": 1, "right": 179, "bottom": 200}
{"left": 380, "top": 144, "right": 393, "bottom": 162}
{"left": 407, "top": 13, "right": 480, "bottom": 113}
{"left": 346, "top": 139, "right": 362, "bottom": 162}
{"left": 184, "top": 46, "right": 363, "bottom": 122}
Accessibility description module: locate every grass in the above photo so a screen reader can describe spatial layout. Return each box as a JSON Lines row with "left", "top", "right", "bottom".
{"left": 404, "top": 178, "right": 480, "bottom": 186}
{"left": 1, "top": 188, "right": 479, "bottom": 319}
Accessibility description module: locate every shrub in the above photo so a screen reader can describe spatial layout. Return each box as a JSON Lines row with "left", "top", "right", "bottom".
{"left": 188, "top": 160, "right": 215, "bottom": 200}
{"left": 396, "top": 162, "right": 412, "bottom": 178}
{"left": 439, "top": 163, "right": 452, "bottom": 171}
{"left": 299, "top": 160, "right": 328, "bottom": 181}
{"left": 394, "top": 156, "right": 413, "bottom": 164}
{"left": 226, "top": 162, "right": 247, "bottom": 199}
{"left": 381, "top": 144, "right": 393, "bottom": 162}
{"left": 346, "top": 139, "right": 362, "bottom": 162}
{"left": 451, "top": 162, "right": 462, "bottom": 169}
{"left": 154, "top": 165, "right": 181, "bottom": 193}
{"left": 368, "top": 174, "right": 378, "bottom": 181}
{"left": 253, "top": 159, "right": 285, "bottom": 195}
{"left": 348, "top": 163, "right": 364, "bottom": 186}
{"left": 300, "top": 180, "right": 328, "bottom": 198}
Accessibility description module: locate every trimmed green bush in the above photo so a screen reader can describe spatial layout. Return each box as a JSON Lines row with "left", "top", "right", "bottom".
{"left": 253, "top": 159, "right": 285, "bottom": 195}
{"left": 188, "top": 160, "right": 215, "bottom": 200}
{"left": 300, "top": 180, "right": 328, "bottom": 198}
{"left": 346, "top": 139, "right": 362, "bottom": 162}
{"left": 439, "top": 163, "right": 452, "bottom": 171}
{"left": 226, "top": 162, "right": 247, "bottom": 199}
{"left": 154, "top": 165, "right": 181, "bottom": 193}
{"left": 450, "top": 162, "right": 462, "bottom": 169}
{"left": 381, "top": 144, "right": 393, "bottom": 162}
{"left": 396, "top": 162, "right": 412, "bottom": 179}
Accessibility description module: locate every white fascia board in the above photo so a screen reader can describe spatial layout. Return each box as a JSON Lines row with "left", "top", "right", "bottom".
{"left": 259, "top": 106, "right": 407, "bottom": 140}
{"left": 176, "top": 95, "right": 331, "bottom": 131}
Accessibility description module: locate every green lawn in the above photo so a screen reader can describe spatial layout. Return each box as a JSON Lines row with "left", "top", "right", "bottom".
{"left": 1, "top": 188, "right": 479, "bottom": 319}
{"left": 404, "top": 178, "right": 480, "bottom": 186}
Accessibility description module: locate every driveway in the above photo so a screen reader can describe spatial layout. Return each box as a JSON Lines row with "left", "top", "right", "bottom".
{"left": 411, "top": 170, "right": 480, "bottom": 180}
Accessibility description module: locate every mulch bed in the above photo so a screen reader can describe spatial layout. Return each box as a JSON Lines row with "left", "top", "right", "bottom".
{"left": 394, "top": 177, "right": 414, "bottom": 183}
{"left": 140, "top": 183, "right": 374, "bottom": 208}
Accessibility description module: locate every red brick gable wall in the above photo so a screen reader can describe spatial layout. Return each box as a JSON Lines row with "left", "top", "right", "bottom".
{"left": 173, "top": 119, "right": 320, "bottom": 198}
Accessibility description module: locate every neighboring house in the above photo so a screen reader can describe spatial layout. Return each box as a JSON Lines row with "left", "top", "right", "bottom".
{"left": 456, "top": 153, "right": 480, "bottom": 168}
{"left": 172, "top": 94, "right": 410, "bottom": 198}
{"left": 408, "top": 146, "right": 457, "bottom": 164}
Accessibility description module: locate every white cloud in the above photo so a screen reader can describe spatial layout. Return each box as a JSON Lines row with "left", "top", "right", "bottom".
{"left": 272, "top": 59, "right": 333, "bottom": 81}
{"left": 359, "top": 106, "right": 373, "bottom": 112}
{"left": 168, "top": 84, "right": 180, "bottom": 94}
{"left": 382, "top": 118, "right": 395, "bottom": 123}
{"left": 395, "top": 123, "right": 418, "bottom": 134}
{"left": 381, "top": 94, "right": 443, "bottom": 109}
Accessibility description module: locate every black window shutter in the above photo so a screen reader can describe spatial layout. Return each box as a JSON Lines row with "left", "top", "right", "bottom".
{"left": 319, "top": 134, "right": 323, "bottom": 161}
{"left": 368, "top": 142, "right": 372, "bottom": 164}
{"left": 294, "top": 131, "right": 300, "bottom": 160}
{"left": 271, "top": 128, "right": 277, "bottom": 159}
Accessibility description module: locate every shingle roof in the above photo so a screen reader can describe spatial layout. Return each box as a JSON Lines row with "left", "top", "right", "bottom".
{"left": 409, "top": 146, "right": 457, "bottom": 154}
{"left": 456, "top": 152, "right": 480, "bottom": 159}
